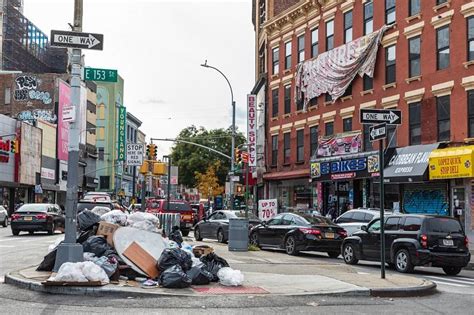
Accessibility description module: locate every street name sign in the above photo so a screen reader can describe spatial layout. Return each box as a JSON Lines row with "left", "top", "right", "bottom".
{"left": 369, "top": 123, "right": 387, "bottom": 142}
{"left": 84, "top": 67, "right": 118, "bottom": 82}
{"left": 126, "top": 143, "right": 144, "bottom": 166}
{"left": 50, "top": 30, "right": 104, "bottom": 50}
{"left": 360, "top": 108, "right": 402, "bottom": 125}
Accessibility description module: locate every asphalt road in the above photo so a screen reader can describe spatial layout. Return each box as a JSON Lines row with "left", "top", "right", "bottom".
{"left": 1, "top": 226, "right": 473, "bottom": 314}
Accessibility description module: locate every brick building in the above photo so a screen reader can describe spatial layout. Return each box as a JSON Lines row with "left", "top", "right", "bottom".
{"left": 252, "top": 0, "right": 474, "bottom": 233}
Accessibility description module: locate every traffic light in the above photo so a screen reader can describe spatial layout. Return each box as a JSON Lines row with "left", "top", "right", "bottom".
{"left": 146, "top": 144, "right": 151, "bottom": 159}
{"left": 153, "top": 162, "right": 167, "bottom": 175}
{"left": 235, "top": 148, "right": 242, "bottom": 164}
{"left": 149, "top": 144, "right": 157, "bottom": 160}
{"left": 10, "top": 139, "right": 18, "bottom": 153}
{"left": 139, "top": 160, "right": 150, "bottom": 174}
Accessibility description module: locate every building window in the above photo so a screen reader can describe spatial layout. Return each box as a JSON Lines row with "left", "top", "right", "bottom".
{"left": 436, "top": 0, "right": 447, "bottom": 5}
{"left": 437, "top": 26, "right": 450, "bottom": 70}
{"left": 469, "top": 91, "right": 474, "bottom": 137}
{"left": 386, "top": 125, "right": 397, "bottom": 148}
{"left": 272, "top": 47, "right": 279, "bottom": 74}
{"left": 297, "top": 34, "right": 305, "bottom": 63}
{"left": 326, "top": 20, "right": 334, "bottom": 51}
{"left": 271, "top": 135, "right": 278, "bottom": 166}
{"left": 408, "top": 36, "right": 421, "bottom": 78}
{"left": 285, "top": 41, "right": 291, "bottom": 69}
{"left": 4, "top": 88, "right": 11, "bottom": 104}
{"left": 98, "top": 147, "right": 105, "bottom": 160}
{"left": 325, "top": 122, "right": 334, "bottom": 136}
{"left": 409, "top": 102, "right": 421, "bottom": 145}
{"left": 363, "top": 125, "right": 373, "bottom": 150}
{"left": 343, "top": 117, "right": 352, "bottom": 132}
{"left": 385, "top": 0, "right": 396, "bottom": 25}
{"left": 385, "top": 45, "right": 396, "bottom": 84}
{"left": 311, "top": 28, "right": 319, "bottom": 58}
{"left": 344, "top": 10, "right": 353, "bottom": 44}
{"left": 296, "top": 129, "right": 304, "bottom": 162}
{"left": 325, "top": 93, "right": 332, "bottom": 103}
{"left": 342, "top": 83, "right": 352, "bottom": 97}
{"left": 364, "top": 1, "right": 373, "bottom": 35}
{"left": 283, "top": 132, "right": 291, "bottom": 164}
{"left": 437, "top": 95, "right": 450, "bottom": 141}
{"left": 284, "top": 85, "right": 291, "bottom": 114}
{"left": 363, "top": 75, "right": 373, "bottom": 91}
{"left": 100, "top": 176, "right": 109, "bottom": 189}
{"left": 468, "top": 17, "right": 474, "bottom": 61}
{"left": 409, "top": 0, "right": 420, "bottom": 16}
{"left": 310, "top": 126, "right": 318, "bottom": 158}
{"left": 296, "top": 96, "right": 304, "bottom": 111}
{"left": 272, "top": 88, "right": 279, "bottom": 117}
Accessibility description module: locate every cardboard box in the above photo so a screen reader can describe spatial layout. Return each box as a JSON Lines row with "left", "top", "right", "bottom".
{"left": 123, "top": 241, "right": 159, "bottom": 279}
{"left": 192, "top": 245, "right": 214, "bottom": 258}
{"left": 96, "top": 222, "right": 120, "bottom": 247}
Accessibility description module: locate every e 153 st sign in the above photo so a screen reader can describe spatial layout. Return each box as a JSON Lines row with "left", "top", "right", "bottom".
{"left": 83, "top": 67, "right": 118, "bottom": 83}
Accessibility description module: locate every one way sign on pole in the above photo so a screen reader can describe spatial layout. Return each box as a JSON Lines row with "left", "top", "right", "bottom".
{"left": 360, "top": 108, "right": 402, "bottom": 125}
{"left": 50, "top": 30, "right": 104, "bottom": 50}
{"left": 369, "top": 123, "right": 387, "bottom": 142}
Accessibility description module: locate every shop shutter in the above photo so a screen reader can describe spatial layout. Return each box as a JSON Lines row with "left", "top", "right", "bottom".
{"left": 402, "top": 182, "right": 449, "bottom": 216}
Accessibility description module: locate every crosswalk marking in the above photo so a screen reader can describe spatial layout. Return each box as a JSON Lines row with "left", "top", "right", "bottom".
{"left": 431, "top": 280, "right": 469, "bottom": 288}
{"left": 0, "top": 238, "right": 21, "bottom": 242}
{"left": 424, "top": 275, "right": 473, "bottom": 285}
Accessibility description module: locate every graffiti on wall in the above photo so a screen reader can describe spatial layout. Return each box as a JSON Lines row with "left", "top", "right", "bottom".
{"left": 403, "top": 190, "right": 449, "bottom": 215}
{"left": 17, "top": 109, "right": 57, "bottom": 123}
{"left": 14, "top": 75, "right": 52, "bottom": 104}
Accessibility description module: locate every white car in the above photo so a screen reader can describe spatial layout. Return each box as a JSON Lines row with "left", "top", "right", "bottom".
{"left": 334, "top": 208, "right": 393, "bottom": 236}
{"left": 0, "top": 206, "right": 8, "bottom": 227}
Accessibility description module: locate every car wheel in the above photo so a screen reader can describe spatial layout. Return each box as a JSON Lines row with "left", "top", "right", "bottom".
{"left": 194, "top": 227, "right": 203, "bottom": 241}
{"left": 217, "top": 229, "right": 226, "bottom": 243}
{"left": 12, "top": 229, "right": 19, "bottom": 236}
{"left": 47, "top": 224, "right": 55, "bottom": 235}
{"left": 442, "top": 266, "right": 462, "bottom": 276}
{"left": 342, "top": 243, "right": 358, "bottom": 265}
{"left": 181, "top": 230, "right": 190, "bottom": 237}
{"left": 2, "top": 217, "right": 7, "bottom": 227}
{"left": 395, "top": 249, "right": 414, "bottom": 273}
{"left": 249, "top": 232, "right": 260, "bottom": 248}
{"left": 285, "top": 236, "right": 299, "bottom": 255}
{"left": 327, "top": 251, "right": 340, "bottom": 259}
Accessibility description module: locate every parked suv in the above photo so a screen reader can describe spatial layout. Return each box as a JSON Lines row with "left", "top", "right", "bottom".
{"left": 341, "top": 215, "right": 470, "bottom": 275}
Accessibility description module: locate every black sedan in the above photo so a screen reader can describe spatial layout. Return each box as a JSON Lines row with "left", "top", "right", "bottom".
{"left": 10, "top": 203, "right": 65, "bottom": 235}
{"left": 194, "top": 210, "right": 261, "bottom": 243}
{"left": 249, "top": 213, "right": 347, "bottom": 257}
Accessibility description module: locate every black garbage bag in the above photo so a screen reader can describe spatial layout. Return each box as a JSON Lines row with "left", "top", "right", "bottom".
{"left": 199, "top": 252, "right": 230, "bottom": 282}
{"left": 36, "top": 249, "right": 57, "bottom": 271}
{"left": 77, "top": 210, "right": 101, "bottom": 231}
{"left": 82, "top": 236, "right": 112, "bottom": 257}
{"left": 157, "top": 248, "right": 192, "bottom": 272}
{"left": 159, "top": 265, "right": 192, "bottom": 288}
{"left": 76, "top": 227, "right": 97, "bottom": 244}
{"left": 169, "top": 226, "right": 183, "bottom": 247}
{"left": 186, "top": 265, "right": 214, "bottom": 285}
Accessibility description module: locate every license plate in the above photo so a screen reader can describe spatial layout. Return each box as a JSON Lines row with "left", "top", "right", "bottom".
{"left": 24, "top": 216, "right": 32, "bottom": 221}
{"left": 443, "top": 239, "right": 454, "bottom": 246}
{"left": 325, "top": 232, "right": 335, "bottom": 239}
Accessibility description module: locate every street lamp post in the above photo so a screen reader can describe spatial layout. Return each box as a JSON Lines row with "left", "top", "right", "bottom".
{"left": 200, "top": 60, "right": 236, "bottom": 209}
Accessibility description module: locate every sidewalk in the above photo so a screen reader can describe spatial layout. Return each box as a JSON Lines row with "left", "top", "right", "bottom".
{"left": 4, "top": 240, "right": 436, "bottom": 298}
{"left": 467, "top": 231, "right": 474, "bottom": 270}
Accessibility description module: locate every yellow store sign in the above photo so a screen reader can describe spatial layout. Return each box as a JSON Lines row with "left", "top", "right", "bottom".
{"left": 429, "top": 146, "right": 474, "bottom": 180}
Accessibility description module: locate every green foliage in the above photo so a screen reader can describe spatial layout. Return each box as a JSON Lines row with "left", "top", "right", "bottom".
{"left": 170, "top": 125, "right": 245, "bottom": 188}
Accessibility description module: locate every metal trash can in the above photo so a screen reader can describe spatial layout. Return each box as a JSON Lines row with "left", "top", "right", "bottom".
{"left": 228, "top": 218, "right": 249, "bottom": 251}
{"left": 156, "top": 213, "right": 180, "bottom": 237}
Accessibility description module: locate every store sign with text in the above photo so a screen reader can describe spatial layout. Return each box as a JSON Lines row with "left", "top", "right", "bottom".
{"left": 247, "top": 94, "right": 257, "bottom": 167}
{"left": 117, "top": 106, "right": 127, "bottom": 161}
{"left": 258, "top": 199, "right": 277, "bottom": 221}
{"left": 311, "top": 153, "right": 379, "bottom": 181}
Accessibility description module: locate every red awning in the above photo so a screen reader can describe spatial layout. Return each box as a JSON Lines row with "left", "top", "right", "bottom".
{"left": 263, "top": 169, "right": 309, "bottom": 181}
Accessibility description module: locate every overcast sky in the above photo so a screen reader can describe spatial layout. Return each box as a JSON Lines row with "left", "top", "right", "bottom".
{"left": 24, "top": 0, "right": 255, "bottom": 157}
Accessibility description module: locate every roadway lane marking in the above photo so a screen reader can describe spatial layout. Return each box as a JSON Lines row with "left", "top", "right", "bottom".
{"left": 424, "top": 275, "right": 474, "bottom": 285}
{"left": 0, "top": 245, "right": 15, "bottom": 248}
{"left": 0, "top": 238, "right": 22, "bottom": 242}
{"left": 431, "top": 280, "right": 469, "bottom": 288}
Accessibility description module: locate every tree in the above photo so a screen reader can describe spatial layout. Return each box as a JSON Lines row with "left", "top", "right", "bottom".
{"left": 195, "top": 161, "right": 225, "bottom": 199}
{"left": 170, "top": 125, "right": 245, "bottom": 188}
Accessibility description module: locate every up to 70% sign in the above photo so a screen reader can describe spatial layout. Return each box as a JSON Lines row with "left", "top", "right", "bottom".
{"left": 258, "top": 199, "right": 278, "bottom": 221}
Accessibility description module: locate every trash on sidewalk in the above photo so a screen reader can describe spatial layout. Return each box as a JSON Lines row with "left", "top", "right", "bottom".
{"left": 100, "top": 210, "right": 128, "bottom": 225}
{"left": 168, "top": 226, "right": 183, "bottom": 247}
{"left": 158, "top": 265, "right": 192, "bottom": 288}
{"left": 127, "top": 212, "right": 160, "bottom": 233}
{"left": 91, "top": 206, "right": 111, "bottom": 216}
{"left": 96, "top": 222, "right": 120, "bottom": 247}
{"left": 45, "top": 261, "right": 109, "bottom": 285}
{"left": 157, "top": 248, "right": 192, "bottom": 273}
{"left": 192, "top": 245, "right": 214, "bottom": 258}
{"left": 48, "top": 237, "right": 64, "bottom": 253}
{"left": 217, "top": 267, "right": 244, "bottom": 286}
{"left": 77, "top": 210, "right": 102, "bottom": 231}
{"left": 141, "top": 279, "right": 159, "bottom": 288}
{"left": 82, "top": 235, "right": 113, "bottom": 257}
{"left": 199, "top": 252, "right": 230, "bottom": 282}
{"left": 123, "top": 241, "right": 160, "bottom": 279}
{"left": 186, "top": 265, "right": 214, "bottom": 285}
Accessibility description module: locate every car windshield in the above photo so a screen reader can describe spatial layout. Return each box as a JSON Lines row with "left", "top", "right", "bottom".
{"left": 77, "top": 202, "right": 112, "bottom": 212}
{"left": 16, "top": 204, "right": 50, "bottom": 212}
{"left": 299, "top": 215, "right": 333, "bottom": 225}
{"left": 162, "top": 202, "right": 191, "bottom": 211}
{"left": 427, "top": 218, "right": 464, "bottom": 234}
{"left": 229, "top": 211, "right": 259, "bottom": 220}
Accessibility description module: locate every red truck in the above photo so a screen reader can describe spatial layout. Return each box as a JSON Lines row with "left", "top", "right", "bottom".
{"left": 145, "top": 199, "right": 194, "bottom": 236}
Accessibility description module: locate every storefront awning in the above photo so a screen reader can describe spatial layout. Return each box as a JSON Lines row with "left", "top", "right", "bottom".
{"left": 311, "top": 151, "right": 380, "bottom": 182}
{"left": 263, "top": 169, "right": 309, "bottom": 181}
{"left": 384, "top": 143, "right": 440, "bottom": 183}
{"left": 429, "top": 145, "right": 474, "bottom": 180}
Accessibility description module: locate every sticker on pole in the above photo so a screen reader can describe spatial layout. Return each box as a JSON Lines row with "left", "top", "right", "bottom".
{"left": 126, "top": 143, "right": 144, "bottom": 166}
{"left": 62, "top": 106, "right": 75, "bottom": 123}
{"left": 258, "top": 199, "right": 278, "bottom": 221}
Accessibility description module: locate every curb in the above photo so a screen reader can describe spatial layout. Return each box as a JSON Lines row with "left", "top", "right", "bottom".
{"left": 464, "top": 262, "right": 474, "bottom": 271}
{"left": 370, "top": 280, "right": 437, "bottom": 298}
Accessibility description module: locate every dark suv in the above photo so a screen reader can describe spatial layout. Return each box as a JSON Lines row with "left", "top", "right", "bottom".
{"left": 341, "top": 215, "right": 470, "bottom": 275}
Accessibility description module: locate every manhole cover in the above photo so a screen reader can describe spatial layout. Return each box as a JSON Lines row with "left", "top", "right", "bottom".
{"left": 192, "top": 286, "right": 268, "bottom": 294}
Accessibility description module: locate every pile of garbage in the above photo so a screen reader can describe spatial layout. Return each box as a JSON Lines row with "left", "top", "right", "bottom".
{"left": 40, "top": 208, "right": 243, "bottom": 288}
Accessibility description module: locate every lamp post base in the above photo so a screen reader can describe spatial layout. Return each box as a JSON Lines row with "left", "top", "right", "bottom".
{"left": 53, "top": 243, "right": 84, "bottom": 272}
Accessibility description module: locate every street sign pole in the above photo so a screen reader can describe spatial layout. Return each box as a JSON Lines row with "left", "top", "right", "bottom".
{"left": 379, "top": 139, "right": 386, "bottom": 279}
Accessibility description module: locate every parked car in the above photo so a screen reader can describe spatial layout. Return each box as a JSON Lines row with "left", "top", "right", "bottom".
{"left": 10, "top": 203, "right": 65, "bottom": 235}
{"left": 82, "top": 192, "right": 112, "bottom": 202}
{"left": 77, "top": 199, "right": 114, "bottom": 213}
{"left": 342, "top": 214, "right": 471, "bottom": 275}
{"left": 194, "top": 210, "right": 261, "bottom": 243}
{"left": 335, "top": 208, "right": 393, "bottom": 236}
{"left": 249, "top": 213, "right": 347, "bottom": 257}
{"left": 146, "top": 199, "right": 194, "bottom": 236}
{"left": 191, "top": 203, "right": 205, "bottom": 226}
{"left": 0, "top": 205, "right": 8, "bottom": 227}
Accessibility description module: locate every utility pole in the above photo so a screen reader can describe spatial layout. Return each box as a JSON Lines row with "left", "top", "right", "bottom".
{"left": 166, "top": 156, "right": 172, "bottom": 211}
{"left": 54, "top": 0, "right": 84, "bottom": 271}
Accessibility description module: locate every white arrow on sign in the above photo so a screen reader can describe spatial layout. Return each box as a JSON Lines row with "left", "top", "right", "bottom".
{"left": 363, "top": 111, "right": 400, "bottom": 124}
{"left": 53, "top": 33, "right": 101, "bottom": 49}
{"left": 370, "top": 127, "right": 385, "bottom": 139}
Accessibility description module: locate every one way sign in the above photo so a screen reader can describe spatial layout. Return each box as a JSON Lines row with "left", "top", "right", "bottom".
{"left": 50, "top": 30, "right": 104, "bottom": 50}
{"left": 369, "top": 123, "right": 387, "bottom": 142}
{"left": 360, "top": 108, "right": 402, "bottom": 125}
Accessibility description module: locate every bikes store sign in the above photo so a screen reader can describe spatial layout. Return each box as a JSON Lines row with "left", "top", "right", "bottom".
{"left": 311, "top": 152, "right": 380, "bottom": 181}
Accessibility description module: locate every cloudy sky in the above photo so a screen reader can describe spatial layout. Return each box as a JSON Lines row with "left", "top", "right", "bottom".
{"left": 24, "top": 0, "right": 255, "bottom": 157}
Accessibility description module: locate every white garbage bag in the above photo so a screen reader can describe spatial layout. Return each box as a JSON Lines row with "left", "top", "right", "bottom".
{"left": 91, "top": 206, "right": 111, "bottom": 217}
{"left": 100, "top": 210, "right": 128, "bottom": 225}
{"left": 217, "top": 267, "right": 244, "bottom": 286}
{"left": 128, "top": 212, "right": 160, "bottom": 225}
{"left": 82, "top": 261, "right": 109, "bottom": 283}
{"left": 129, "top": 220, "right": 159, "bottom": 233}
{"left": 48, "top": 262, "right": 88, "bottom": 282}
